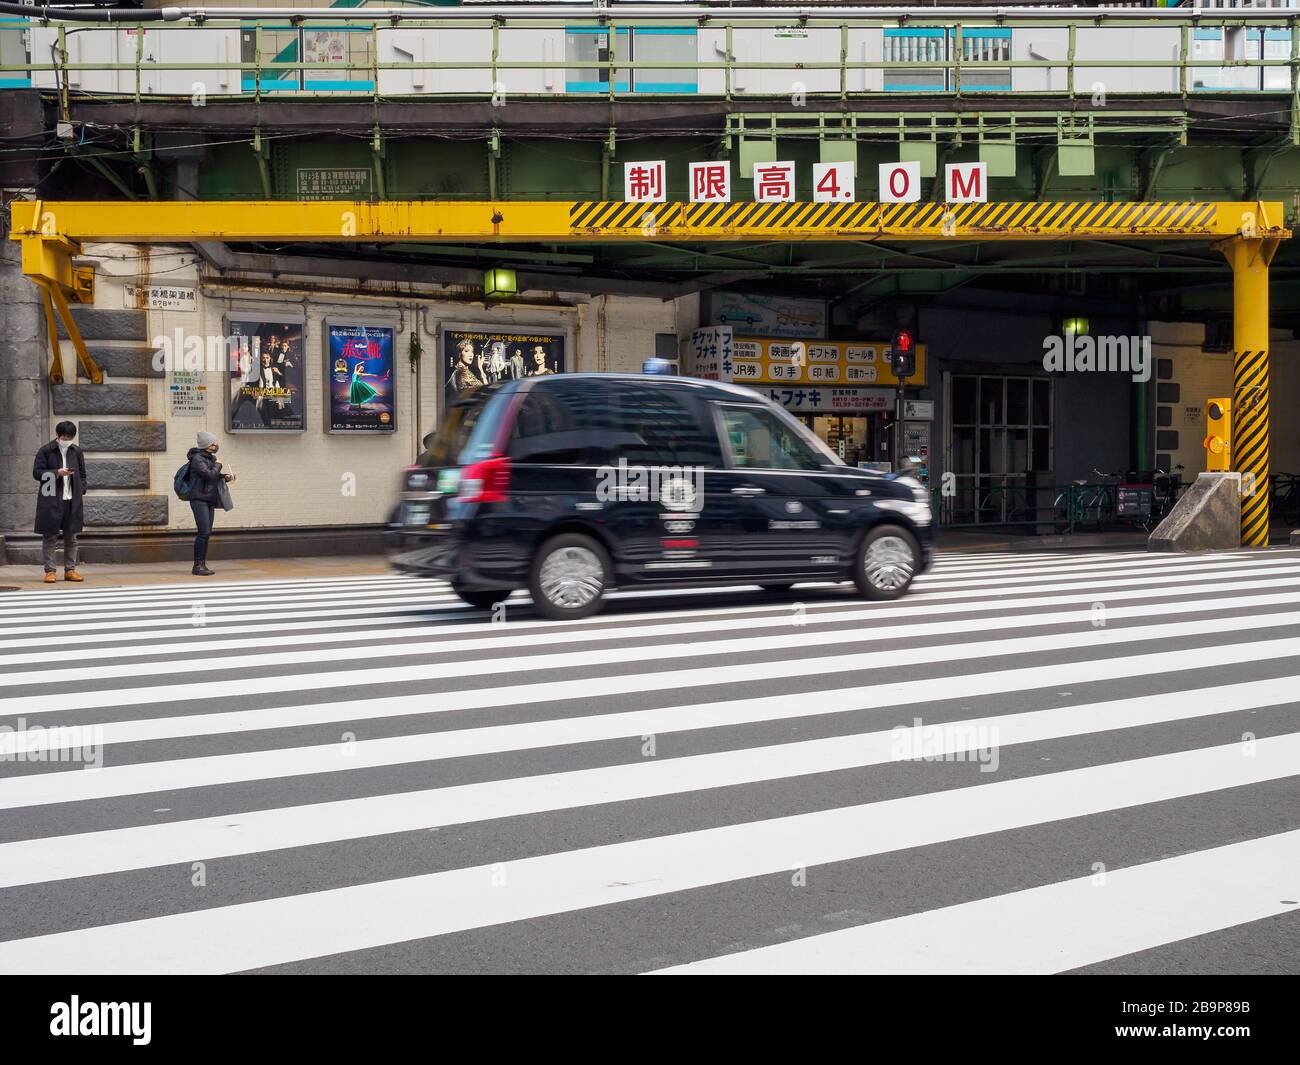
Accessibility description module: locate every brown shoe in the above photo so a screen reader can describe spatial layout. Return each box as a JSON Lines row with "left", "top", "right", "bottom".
{"left": 64, "top": 570, "right": 84, "bottom": 583}
{"left": 43, "top": 572, "right": 57, "bottom": 584}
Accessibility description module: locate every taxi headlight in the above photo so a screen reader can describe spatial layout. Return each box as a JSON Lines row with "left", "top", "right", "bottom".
{"left": 895, "top": 475, "right": 930, "bottom": 504}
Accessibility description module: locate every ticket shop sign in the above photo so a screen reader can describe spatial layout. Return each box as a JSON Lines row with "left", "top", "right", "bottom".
{"left": 754, "top": 385, "right": 896, "bottom": 414}
{"left": 691, "top": 327, "right": 926, "bottom": 387}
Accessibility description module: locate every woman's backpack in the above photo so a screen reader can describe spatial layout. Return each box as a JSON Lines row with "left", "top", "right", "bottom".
{"left": 173, "top": 460, "right": 195, "bottom": 500}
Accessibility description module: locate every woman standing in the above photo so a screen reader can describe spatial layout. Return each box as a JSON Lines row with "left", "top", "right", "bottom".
{"left": 186, "top": 431, "right": 234, "bottom": 576}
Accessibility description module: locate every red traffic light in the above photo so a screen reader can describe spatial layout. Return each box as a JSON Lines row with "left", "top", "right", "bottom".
{"left": 891, "top": 330, "right": 913, "bottom": 353}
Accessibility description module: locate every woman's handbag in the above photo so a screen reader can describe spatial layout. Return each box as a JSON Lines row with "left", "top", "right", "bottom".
{"left": 217, "top": 477, "right": 234, "bottom": 512}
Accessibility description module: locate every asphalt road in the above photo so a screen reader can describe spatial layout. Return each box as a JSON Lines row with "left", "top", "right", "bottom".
{"left": 1, "top": 547, "right": 1298, "bottom": 974}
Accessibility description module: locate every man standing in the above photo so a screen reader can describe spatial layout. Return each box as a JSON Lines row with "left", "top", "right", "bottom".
{"left": 32, "top": 420, "right": 87, "bottom": 583}
{"left": 507, "top": 347, "right": 527, "bottom": 381}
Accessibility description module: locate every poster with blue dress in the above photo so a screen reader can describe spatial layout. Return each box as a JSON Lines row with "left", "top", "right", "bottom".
{"left": 325, "top": 320, "right": 397, "bottom": 433}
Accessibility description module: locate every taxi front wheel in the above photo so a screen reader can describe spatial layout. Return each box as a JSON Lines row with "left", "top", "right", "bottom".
{"left": 853, "top": 525, "right": 920, "bottom": 601}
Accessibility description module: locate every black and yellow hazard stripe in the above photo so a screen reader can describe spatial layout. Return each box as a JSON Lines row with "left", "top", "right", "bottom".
{"left": 1233, "top": 349, "right": 1271, "bottom": 548}
{"left": 567, "top": 201, "right": 1223, "bottom": 237}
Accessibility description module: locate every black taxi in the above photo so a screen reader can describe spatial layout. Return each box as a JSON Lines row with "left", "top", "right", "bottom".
{"left": 390, "top": 373, "right": 933, "bottom": 619}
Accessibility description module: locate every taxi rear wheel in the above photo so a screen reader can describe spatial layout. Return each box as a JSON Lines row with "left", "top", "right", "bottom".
{"left": 529, "top": 533, "right": 611, "bottom": 620}
{"left": 853, "top": 525, "right": 920, "bottom": 601}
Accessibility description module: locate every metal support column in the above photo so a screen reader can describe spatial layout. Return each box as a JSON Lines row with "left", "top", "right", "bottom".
{"left": 1221, "top": 235, "right": 1279, "bottom": 547}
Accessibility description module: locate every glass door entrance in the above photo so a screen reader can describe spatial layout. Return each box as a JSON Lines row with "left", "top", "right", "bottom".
{"left": 807, "top": 415, "right": 871, "bottom": 467}
{"left": 945, "top": 373, "right": 1054, "bottom": 524}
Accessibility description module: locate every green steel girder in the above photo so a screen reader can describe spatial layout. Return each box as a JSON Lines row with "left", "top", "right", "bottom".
{"left": 1245, "top": 141, "right": 1295, "bottom": 200}
{"left": 379, "top": 243, "right": 595, "bottom": 265}
{"left": 371, "top": 127, "right": 388, "bottom": 201}
{"left": 71, "top": 148, "right": 137, "bottom": 201}
{"left": 725, "top": 110, "right": 1188, "bottom": 148}
{"left": 132, "top": 128, "right": 159, "bottom": 200}
{"left": 250, "top": 131, "right": 273, "bottom": 199}
{"left": 584, "top": 240, "right": 1280, "bottom": 278}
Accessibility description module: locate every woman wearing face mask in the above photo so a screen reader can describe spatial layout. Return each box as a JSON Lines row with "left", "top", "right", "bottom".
{"left": 186, "top": 431, "right": 234, "bottom": 576}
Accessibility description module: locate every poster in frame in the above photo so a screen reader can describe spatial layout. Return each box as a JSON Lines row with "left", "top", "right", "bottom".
{"left": 324, "top": 318, "right": 398, "bottom": 433}
{"left": 438, "top": 323, "right": 569, "bottom": 419}
{"left": 225, "top": 312, "right": 307, "bottom": 433}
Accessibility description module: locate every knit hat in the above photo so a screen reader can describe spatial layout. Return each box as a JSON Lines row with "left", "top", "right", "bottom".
{"left": 196, "top": 431, "right": 217, "bottom": 449}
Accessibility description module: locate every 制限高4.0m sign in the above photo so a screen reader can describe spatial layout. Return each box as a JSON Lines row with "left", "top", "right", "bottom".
{"left": 624, "top": 159, "right": 988, "bottom": 204}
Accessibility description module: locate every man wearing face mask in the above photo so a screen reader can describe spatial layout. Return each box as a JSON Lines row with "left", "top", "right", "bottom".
{"left": 32, "top": 421, "right": 87, "bottom": 583}
{"left": 186, "top": 431, "right": 235, "bottom": 576}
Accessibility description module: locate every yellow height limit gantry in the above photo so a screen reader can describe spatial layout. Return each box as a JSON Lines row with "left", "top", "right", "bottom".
{"left": 6, "top": 198, "right": 1289, "bottom": 245}
{"left": 9, "top": 198, "right": 1291, "bottom": 544}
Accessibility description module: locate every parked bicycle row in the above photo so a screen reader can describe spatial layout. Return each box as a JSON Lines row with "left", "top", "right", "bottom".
{"left": 931, "top": 468, "right": 1300, "bottom": 533}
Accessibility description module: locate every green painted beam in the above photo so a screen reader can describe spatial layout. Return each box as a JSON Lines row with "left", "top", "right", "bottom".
{"left": 380, "top": 244, "right": 594, "bottom": 264}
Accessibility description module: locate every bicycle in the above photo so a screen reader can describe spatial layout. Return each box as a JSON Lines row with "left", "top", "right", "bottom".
{"left": 1150, "top": 464, "right": 1186, "bottom": 527}
{"left": 1053, "top": 468, "right": 1116, "bottom": 534}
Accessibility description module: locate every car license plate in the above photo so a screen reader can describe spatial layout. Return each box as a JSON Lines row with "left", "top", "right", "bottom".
{"left": 403, "top": 502, "right": 431, "bottom": 526}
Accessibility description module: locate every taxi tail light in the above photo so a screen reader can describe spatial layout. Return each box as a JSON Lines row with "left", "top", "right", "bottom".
{"left": 456, "top": 455, "right": 511, "bottom": 503}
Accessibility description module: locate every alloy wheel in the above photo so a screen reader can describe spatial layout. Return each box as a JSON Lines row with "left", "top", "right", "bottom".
{"left": 862, "top": 535, "right": 915, "bottom": 592}
{"left": 538, "top": 545, "right": 604, "bottom": 608}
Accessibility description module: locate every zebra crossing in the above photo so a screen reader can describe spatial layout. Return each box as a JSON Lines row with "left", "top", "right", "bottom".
{"left": 0, "top": 547, "right": 1297, "bottom": 974}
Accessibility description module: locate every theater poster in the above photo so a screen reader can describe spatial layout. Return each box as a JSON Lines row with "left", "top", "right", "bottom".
{"left": 325, "top": 319, "right": 397, "bottom": 433}
{"left": 439, "top": 324, "right": 567, "bottom": 412}
{"left": 226, "top": 313, "right": 306, "bottom": 433}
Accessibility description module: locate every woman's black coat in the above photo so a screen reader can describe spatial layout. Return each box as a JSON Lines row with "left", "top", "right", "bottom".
{"left": 32, "top": 440, "right": 87, "bottom": 535}
{"left": 186, "top": 447, "right": 223, "bottom": 505}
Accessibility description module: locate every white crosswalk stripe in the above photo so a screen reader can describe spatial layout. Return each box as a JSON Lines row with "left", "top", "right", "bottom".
{"left": 651, "top": 830, "right": 1300, "bottom": 975}
{"left": 1, "top": 547, "right": 1298, "bottom": 975}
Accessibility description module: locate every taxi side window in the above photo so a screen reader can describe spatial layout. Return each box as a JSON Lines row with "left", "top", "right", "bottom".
{"left": 616, "top": 384, "right": 722, "bottom": 467}
{"left": 718, "top": 405, "right": 823, "bottom": 471}
{"left": 507, "top": 380, "right": 617, "bottom": 465}
{"left": 508, "top": 392, "right": 583, "bottom": 464}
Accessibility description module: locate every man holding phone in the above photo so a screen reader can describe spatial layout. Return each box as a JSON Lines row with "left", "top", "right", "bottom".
{"left": 32, "top": 420, "right": 87, "bottom": 583}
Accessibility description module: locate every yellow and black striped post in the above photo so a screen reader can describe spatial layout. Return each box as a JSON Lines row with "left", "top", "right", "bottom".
{"left": 1221, "top": 237, "right": 1278, "bottom": 547}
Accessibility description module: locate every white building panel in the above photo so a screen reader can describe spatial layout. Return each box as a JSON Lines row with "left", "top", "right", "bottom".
{"left": 377, "top": 27, "right": 561, "bottom": 96}
{"left": 1013, "top": 28, "right": 1069, "bottom": 93}
{"left": 1072, "top": 27, "right": 1182, "bottom": 95}
{"left": 139, "top": 28, "right": 243, "bottom": 96}
{"left": 497, "top": 28, "right": 563, "bottom": 95}
{"left": 29, "top": 26, "right": 123, "bottom": 93}
{"left": 699, "top": 26, "right": 844, "bottom": 96}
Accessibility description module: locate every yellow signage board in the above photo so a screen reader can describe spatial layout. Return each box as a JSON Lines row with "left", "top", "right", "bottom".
{"left": 725, "top": 335, "right": 928, "bottom": 388}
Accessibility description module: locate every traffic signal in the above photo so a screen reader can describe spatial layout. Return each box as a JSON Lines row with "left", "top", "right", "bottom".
{"left": 1203, "top": 396, "right": 1231, "bottom": 472}
{"left": 888, "top": 330, "right": 916, "bottom": 379}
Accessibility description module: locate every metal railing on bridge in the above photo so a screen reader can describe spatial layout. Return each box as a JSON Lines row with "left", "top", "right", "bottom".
{"left": 3, "top": 7, "right": 1300, "bottom": 101}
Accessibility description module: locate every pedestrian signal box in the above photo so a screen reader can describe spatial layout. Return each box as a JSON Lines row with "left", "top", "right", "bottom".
{"left": 1203, "top": 397, "right": 1232, "bottom": 472}
{"left": 887, "top": 330, "right": 916, "bottom": 379}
